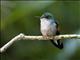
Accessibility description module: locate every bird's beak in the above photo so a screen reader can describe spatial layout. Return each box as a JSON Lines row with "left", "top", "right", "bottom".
{"left": 35, "top": 16, "right": 40, "bottom": 18}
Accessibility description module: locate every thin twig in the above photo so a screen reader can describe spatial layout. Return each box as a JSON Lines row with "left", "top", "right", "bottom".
{"left": 0, "top": 33, "right": 80, "bottom": 53}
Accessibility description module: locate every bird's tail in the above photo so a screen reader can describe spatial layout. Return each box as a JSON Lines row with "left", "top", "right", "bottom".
{"left": 50, "top": 40, "right": 63, "bottom": 49}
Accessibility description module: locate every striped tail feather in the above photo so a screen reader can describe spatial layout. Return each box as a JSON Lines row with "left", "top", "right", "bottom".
{"left": 50, "top": 40, "right": 63, "bottom": 49}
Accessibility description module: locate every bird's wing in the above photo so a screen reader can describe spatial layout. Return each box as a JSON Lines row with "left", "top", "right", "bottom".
{"left": 54, "top": 20, "right": 60, "bottom": 35}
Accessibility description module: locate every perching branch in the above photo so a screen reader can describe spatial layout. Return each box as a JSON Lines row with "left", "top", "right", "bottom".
{"left": 0, "top": 33, "right": 80, "bottom": 53}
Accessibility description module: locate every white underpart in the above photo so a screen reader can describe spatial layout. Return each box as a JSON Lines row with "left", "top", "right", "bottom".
{"left": 40, "top": 18, "right": 57, "bottom": 36}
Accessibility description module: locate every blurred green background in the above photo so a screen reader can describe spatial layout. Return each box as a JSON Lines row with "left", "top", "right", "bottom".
{"left": 1, "top": 1, "right": 80, "bottom": 60}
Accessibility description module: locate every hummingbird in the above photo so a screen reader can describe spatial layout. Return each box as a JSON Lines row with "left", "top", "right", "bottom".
{"left": 40, "top": 12, "right": 63, "bottom": 49}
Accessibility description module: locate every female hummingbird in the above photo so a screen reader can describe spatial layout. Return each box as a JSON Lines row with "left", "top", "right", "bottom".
{"left": 40, "top": 12, "right": 63, "bottom": 49}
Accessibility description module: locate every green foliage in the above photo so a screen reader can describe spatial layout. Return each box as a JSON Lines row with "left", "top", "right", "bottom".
{"left": 1, "top": 1, "right": 80, "bottom": 60}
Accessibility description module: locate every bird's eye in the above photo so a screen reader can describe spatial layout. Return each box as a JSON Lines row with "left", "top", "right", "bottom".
{"left": 45, "top": 15, "right": 50, "bottom": 19}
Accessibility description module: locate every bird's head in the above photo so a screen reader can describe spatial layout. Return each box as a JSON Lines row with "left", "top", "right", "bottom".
{"left": 40, "top": 12, "right": 53, "bottom": 19}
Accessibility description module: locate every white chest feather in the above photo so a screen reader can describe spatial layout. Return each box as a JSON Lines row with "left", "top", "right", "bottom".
{"left": 40, "top": 18, "right": 57, "bottom": 36}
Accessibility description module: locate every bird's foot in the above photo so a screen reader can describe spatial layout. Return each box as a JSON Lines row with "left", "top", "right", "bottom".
{"left": 43, "top": 35, "right": 49, "bottom": 39}
{"left": 43, "top": 35, "right": 54, "bottom": 40}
